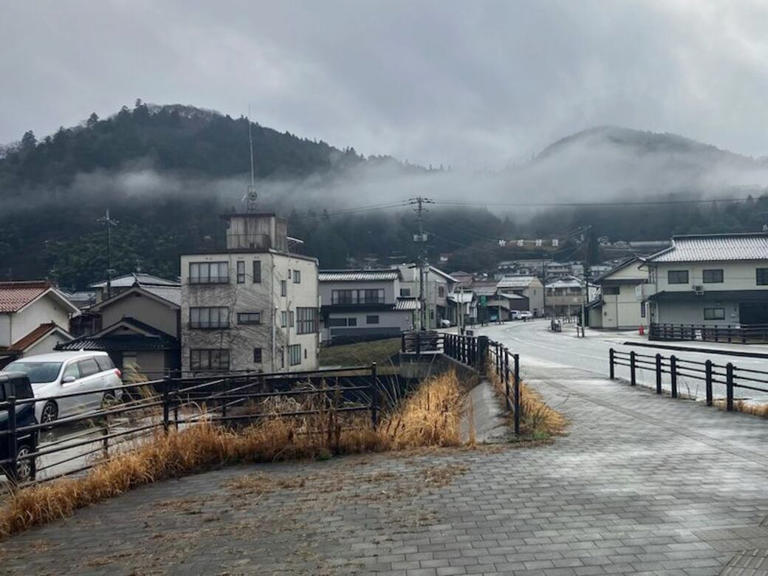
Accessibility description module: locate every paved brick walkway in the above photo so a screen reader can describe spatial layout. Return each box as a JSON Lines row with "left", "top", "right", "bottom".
{"left": 2, "top": 364, "right": 768, "bottom": 575}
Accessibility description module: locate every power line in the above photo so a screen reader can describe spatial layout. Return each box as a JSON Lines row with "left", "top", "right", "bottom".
{"left": 434, "top": 196, "right": 759, "bottom": 208}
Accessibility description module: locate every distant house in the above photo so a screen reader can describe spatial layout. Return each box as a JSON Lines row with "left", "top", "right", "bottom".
{"left": 545, "top": 277, "right": 597, "bottom": 317}
{"left": 643, "top": 233, "right": 768, "bottom": 328}
{"left": 588, "top": 258, "right": 650, "bottom": 330}
{"left": 396, "top": 264, "right": 456, "bottom": 329}
{"left": 496, "top": 276, "right": 545, "bottom": 316}
{"left": 59, "top": 275, "right": 181, "bottom": 378}
{"left": 0, "top": 281, "right": 78, "bottom": 368}
{"left": 319, "top": 269, "right": 415, "bottom": 344}
{"left": 90, "top": 273, "right": 179, "bottom": 303}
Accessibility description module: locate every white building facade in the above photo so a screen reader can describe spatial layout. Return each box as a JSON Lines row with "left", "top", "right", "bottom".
{"left": 180, "top": 214, "right": 319, "bottom": 376}
{"left": 644, "top": 233, "right": 768, "bottom": 327}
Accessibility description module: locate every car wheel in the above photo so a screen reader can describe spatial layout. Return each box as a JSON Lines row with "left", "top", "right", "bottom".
{"left": 15, "top": 443, "right": 35, "bottom": 483}
{"left": 41, "top": 401, "right": 58, "bottom": 424}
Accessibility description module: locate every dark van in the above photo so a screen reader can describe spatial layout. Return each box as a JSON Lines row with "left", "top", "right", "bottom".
{"left": 0, "top": 372, "right": 38, "bottom": 483}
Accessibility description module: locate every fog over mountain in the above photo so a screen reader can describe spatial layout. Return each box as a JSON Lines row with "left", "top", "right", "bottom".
{"left": 1, "top": 104, "right": 766, "bottom": 287}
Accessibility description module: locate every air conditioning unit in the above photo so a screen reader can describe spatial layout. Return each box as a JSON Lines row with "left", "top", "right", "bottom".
{"left": 693, "top": 285, "right": 704, "bottom": 295}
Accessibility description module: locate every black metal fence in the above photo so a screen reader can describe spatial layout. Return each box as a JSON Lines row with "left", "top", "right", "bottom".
{"left": 0, "top": 365, "right": 381, "bottom": 487}
{"left": 609, "top": 348, "right": 768, "bottom": 410}
{"left": 401, "top": 330, "right": 523, "bottom": 434}
{"left": 650, "top": 323, "right": 768, "bottom": 344}
{"left": 488, "top": 340, "right": 522, "bottom": 435}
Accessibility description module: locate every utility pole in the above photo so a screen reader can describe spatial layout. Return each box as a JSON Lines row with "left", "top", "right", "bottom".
{"left": 97, "top": 209, "right": 118, "bottom": 299}
{"left": 580, "top": 225, "right": 593, "bottom": 338}
{"left": 409, "top": 196, "right": 433, "bottom": 330}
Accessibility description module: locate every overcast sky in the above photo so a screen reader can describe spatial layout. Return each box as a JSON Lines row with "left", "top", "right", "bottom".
{"left": 3, "top": 0, "right": 768, "bottom": 169}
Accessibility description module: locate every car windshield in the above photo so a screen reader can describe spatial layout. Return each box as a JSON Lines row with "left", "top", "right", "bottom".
{"left": 3, "top": 361, "right": 63, "bottom": 384}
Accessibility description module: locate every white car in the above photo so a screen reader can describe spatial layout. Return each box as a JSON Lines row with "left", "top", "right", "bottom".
{"left": 3, "top": 351, "right": 122, "bottom": 424}
{"left": 512, "top": 310, "right": 534, "bottom": 320}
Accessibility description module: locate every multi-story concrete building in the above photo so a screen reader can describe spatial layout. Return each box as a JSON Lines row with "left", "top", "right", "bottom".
{"left": 643, "top": 233, "right": 768, "bottom": 327}
{"left": 180, "top": 213, "right": 319, "bottom": 375}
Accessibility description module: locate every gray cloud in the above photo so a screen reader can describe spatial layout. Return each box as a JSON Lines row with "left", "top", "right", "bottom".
{"left": 3, "top": 1, "right": 768, "bottom": 169}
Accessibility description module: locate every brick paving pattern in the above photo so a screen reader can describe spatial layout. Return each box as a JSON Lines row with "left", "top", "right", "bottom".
{"left": 2, "top": 363, "right": 768, "bottom": 575}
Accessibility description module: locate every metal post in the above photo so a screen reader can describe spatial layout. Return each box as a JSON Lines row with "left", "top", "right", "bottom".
{"left": 401, "top": 332, "right": 406, "bottom": 353}
{"left": 503, "top": 350, "right": 511, "bottom": 411}
{"left": 513, "top": 354, "right": 521, "bottom": 436}
{"left": 670, "top": 355, "right": 677, "bottom": 398}
{"left": 370, "top": 362, "right": 378, "bottom": 428}
{"left": 162, "top": 379, "right": 170, "bottom": 433}
{"left": 655, "top": 354, "right": 662, "bottom": 395}
{"left": 7, "top": 396, "right": 17, "bottom": 482}
{"left": 630, "top": 351, "right": 636, "bottom": 386}
{"left": 102, "top": 422, "right": 109, "bottom": 459}
{"left": 477, "top": 336, "right": 489, "bottom": 376}
{"left": 609, "top": 348, "right": 615, "bottom": 380}
{"left": 416, "top": 332, "right": 421, "bottom": 355}
{"left": 705, "top": 360, "right": 713, "bottom": 406}
{"left": 726, "top": 363, "right": 734, "bottom": 411}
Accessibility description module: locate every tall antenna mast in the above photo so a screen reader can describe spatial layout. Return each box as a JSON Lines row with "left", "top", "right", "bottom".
{"left": 246, "top": 105, "right": 258, "bottom": 212}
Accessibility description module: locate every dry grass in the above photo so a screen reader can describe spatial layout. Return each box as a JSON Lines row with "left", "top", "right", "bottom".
{"left": 487, "top": 363, "right": 567, "bottom": 439}
{"left": 713, "top": 398, "right": 768, "bottom": 418}
{"left": 378, "top": 371, "right": 463, "bottom": 449}
{"left": 0, "top": 371, "right": 465, "bottom": 538}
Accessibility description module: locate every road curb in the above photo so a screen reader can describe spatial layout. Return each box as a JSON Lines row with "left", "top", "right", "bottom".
{"left": 623, "top": 341, "right": 768, "bottom": 359}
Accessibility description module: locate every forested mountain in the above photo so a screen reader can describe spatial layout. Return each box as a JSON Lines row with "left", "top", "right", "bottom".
{"left": 1, "top": 103, "right": 767, "bottom": 288}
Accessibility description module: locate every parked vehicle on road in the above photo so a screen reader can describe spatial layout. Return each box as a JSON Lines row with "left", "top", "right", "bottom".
{"left": 511, "top": 310, "right": 534, "bottom": 320}
{"left": 0, "top": 372, "right": 38, "bottom": 482}
{"left": 2, "top": 352, "right": 122, "bottom": 424}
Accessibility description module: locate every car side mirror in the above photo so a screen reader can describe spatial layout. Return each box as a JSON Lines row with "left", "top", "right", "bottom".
{"left": 62, "top": 375, "right": 77, "bottom": 384}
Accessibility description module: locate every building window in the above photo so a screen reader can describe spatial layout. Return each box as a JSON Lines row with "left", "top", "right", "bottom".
{"left": 667, "top": 270, "right": 689, "bottom": 284}
{"left": 236, "top": 261, "right": 245, "bottom": 284}
{"left": 640, "top": 302, "right": 646, "bottom": 318}
{"left": 190, "top": 307, "right": 230, "bottom": 329}
{"left": 366, "top": 315, "right": 380, "bottom": 324}
{"left": 297, "top": 307, "right": 318, "bottom": 334}
{"left": 704, "top": 307, "right": 725, "bottom": 321}
{"left": 277, "top": 347, "right": 284, "bottom": 369}
{"left": 438, "top": 286, "right": 445, "bottom": 298}
{"left": 289, "top": 310, "right": 295, "bottom": 328}
{"left": 293, "top": 270, "right": 301, "bottom": 284}
{"left": 702, "top": 269, "right": 723, "bottom": 283}
{"left": 603, "top": 286, "right": 620, "bottom": 295}
{"left": 331, "top": 289, "right": 385, "bottom": 304}
{"left": 189, "top": 262, "right": 228, "bottom": 284}
{"left": 252, "top": 261, "right": 261, "bottom": 283}
{"left": 288, "top": 344, "right": 301, "bottom": 366}
{"left": 281, "top": 280, "right": 287, "bottom": 297}
{"left": 253, "top": 348, "right": 262, "bottom": 363}
{"left": 190, "top": 349, "right": 230, "bottom": 371}
{"left": 348, "top": 317, "right": 357, "bottom": 327}
{"left": 327, "top": 317, "right": 347, "bottom": 327}
{"left": 757, "top": 268, "right": 768, "bottom": 286}
{"left": 237, "top": 312, "right": 261, "bottom": 325}
{"left": 280, "top": 311, "right": 287, "bottom": 327}
{"left": 400, "top": 288, "right": 411, "bottom": 297}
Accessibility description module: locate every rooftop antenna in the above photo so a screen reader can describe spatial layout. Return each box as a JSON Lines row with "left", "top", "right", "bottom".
{"left": 244, "top": 105, "right": 258, "bottom": 213}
